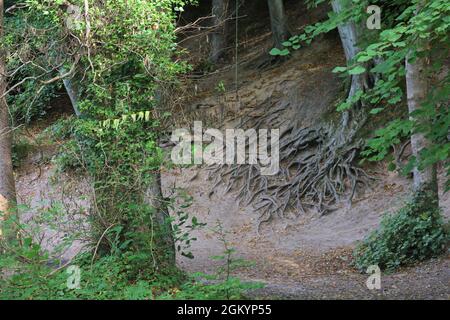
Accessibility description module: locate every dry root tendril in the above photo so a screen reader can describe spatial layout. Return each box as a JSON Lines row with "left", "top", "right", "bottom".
{"left": 207, "top": 107, "right": 375, "bottom": 231}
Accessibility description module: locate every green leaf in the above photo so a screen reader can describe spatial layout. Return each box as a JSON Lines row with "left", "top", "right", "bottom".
{"left": 278, "top": 49, "right": 290, "bottom": 56}
{"left": 269, "top": 48, "right": 281, "bottom": 56}
{"left": 370, "top": 108, "right": 384, "bottom": 114}
{"left": 387, "top": 162, "right": 396, "bottom": 171}
{"left": 357, "top": 55, "right": 373, "bottom": 63}
{"left": 332, "top": 66, "right": 347, "bottom": 73}
{"left": 380, "top": 29, "right": 402, "bottom": 42}
{"left": 348, "top": 66, "right": 366, "bottom": 75}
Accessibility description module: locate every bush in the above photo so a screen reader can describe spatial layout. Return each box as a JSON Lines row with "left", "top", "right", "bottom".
{"left": 0, "top": 237, "right": 257, "bottom": 300}
{"left": 0, "top": 203, "right": 256, "bottom": 300}
{"left": 353, "top": 195, "right": 449, "bottom": 272}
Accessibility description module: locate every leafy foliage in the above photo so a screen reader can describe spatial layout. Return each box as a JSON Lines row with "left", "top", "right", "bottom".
{"left": 2, "top": 0, "right": 202, "bottom": 285}
{"left": 2, "top": 0, "right": 449, "bottom": 300}
{"left": 361, "top": 119, "right": 412, "bottom": 162}
{"left": 272, "top": 0, "right": 450, "bottom": 187}
{"left": 3, "top": 4, "right": 63, "bottom": 123}
{"left": 0, "top": 211, "right": 256, "bottom": 300}
{"left": 354, "top": 193, "right": 449, "bottom": 272}
{"left": 13, "top": 0, "right": 196, "bottom": 267}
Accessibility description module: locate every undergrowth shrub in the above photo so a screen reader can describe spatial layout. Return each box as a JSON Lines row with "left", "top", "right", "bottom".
{"left": 0, "top": 248, "right": 182, "bottom": 300}
{"left": 158, "top": 273, "right": 261, "bottom": 300}
{"left": 0, "top": 213, "right": 258, "bottom": 300}
{"left": 0, "top": 246, "right": 258, "bottom": 300}
{"left": 159, "top": 221, "right": 262, "bottom": 300}
{"left": 8, "top": 82, "right": 60, "bottom": 124}
{"left": 353, "top": 194, "right": 449, "bottom": 272}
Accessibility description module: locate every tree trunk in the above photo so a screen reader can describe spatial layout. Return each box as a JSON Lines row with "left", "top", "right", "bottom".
{"left": 0, "top": 0, "right": 17, "bottom": 237}
{"left": 144, "top": 171, "right": 175, "bottom": 267}
{"left": 405, "top": 42, "right": 438, "bottom": 205}
{"left": 61, "top": 72, "right": 81, "bottom": 116}
{"left": 331, "top": 0, "right": 359, "bottom": 62}
{"left": 209, "top": 0, "right": 229, "bottom": 64}
{"left": 267, "top": 0, "right": 290, "bottom": 49}
{"left": 332, "top": 0, "right": 372, "bottom": 95}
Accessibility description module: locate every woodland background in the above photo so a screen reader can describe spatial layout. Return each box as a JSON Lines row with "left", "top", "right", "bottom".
{"left": 0, "top": 0, "right": 449, "bottom": 299}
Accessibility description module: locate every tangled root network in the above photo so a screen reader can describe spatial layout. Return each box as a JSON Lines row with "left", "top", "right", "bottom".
{"left": 207, "top": 107, "right": 374, "bottom": 229}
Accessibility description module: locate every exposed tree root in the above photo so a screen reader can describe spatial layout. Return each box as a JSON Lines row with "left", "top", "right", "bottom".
{"left": 207, "top": 106, "right": 374, "bottom": 229}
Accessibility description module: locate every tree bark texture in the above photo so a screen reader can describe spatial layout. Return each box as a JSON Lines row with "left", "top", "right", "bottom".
{"left": 210, "top": 0, "right": 229, "bottom": 64}
{"left": 0, "top": 0, "right": 17, "bottom": 236}
{"left": 267, "top": 0, "right": 290, "bottom": 49}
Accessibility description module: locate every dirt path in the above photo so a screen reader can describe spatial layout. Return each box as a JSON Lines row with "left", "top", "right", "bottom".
{"left": 248, "top": 257, "right": 449, "bottom": 299}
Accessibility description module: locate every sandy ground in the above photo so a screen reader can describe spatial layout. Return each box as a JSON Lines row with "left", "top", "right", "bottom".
{"left": 15, "top": 132, "right": 91, "bottom": 262}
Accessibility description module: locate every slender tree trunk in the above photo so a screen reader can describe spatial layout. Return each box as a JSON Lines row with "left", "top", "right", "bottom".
{"left": 331, "top": 0, "right": 372, "bottom": 94}
{"left": 267, "top": 0, "right": 290, "bottom": 49}
{"left": 331, "top": 0, "right": 359, "bottom": 62}
{"left": 209, "top": 0, "right": 229, "bottom": 64}
{"left": 149, "top": 93, "right": 175, "bottom": 266}
{"left": 405, "top": 40, "right": 438, "bottom": 205}
{"left": 0, "top": 0, "right": 17, "bottom": 237}
{"left": 144, "top": 171, "right": 175, "bottom": 266}
{"left": 61, "top": 73, "right": 81, "bottom": 116}
{"left": 331, "top": 0, "right": 371, "bottom": 127}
